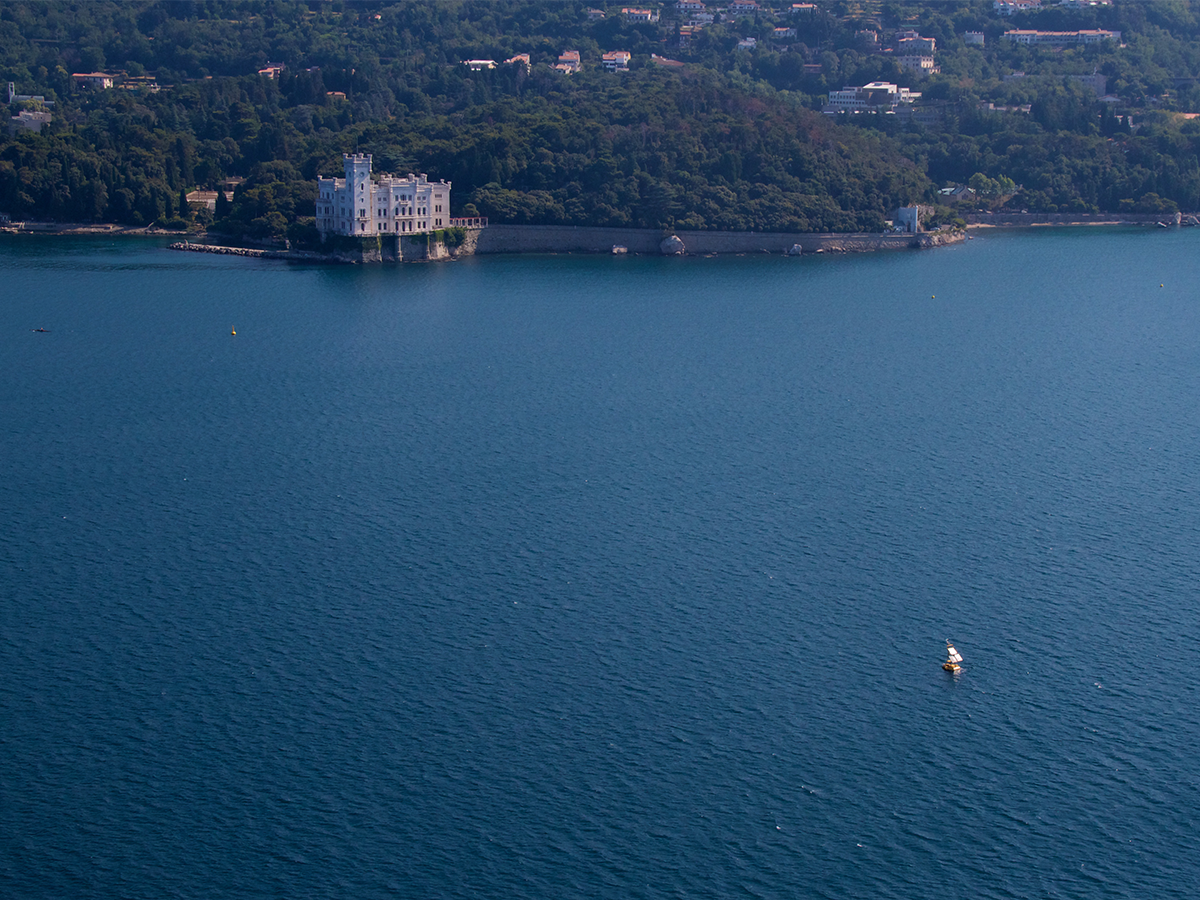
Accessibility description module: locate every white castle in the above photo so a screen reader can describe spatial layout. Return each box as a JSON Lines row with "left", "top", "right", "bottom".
{"left": 316, "top": 153, "right": 451, "bottom": 237}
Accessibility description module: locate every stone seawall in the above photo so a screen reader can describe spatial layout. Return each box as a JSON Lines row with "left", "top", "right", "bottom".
{"left": 170, "top": 225, "right": 962, "bottom": 264}
{"left": 474, "top": 224, "right": 961, "bottom": 255}
{"left": 169, "top": 237, "right": 454, "bottom": 263}
{"left": 965, "top": 211, "right": 1196, "bottom": 227}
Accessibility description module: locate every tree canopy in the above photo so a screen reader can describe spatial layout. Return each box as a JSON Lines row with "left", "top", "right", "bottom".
{"left": 4, "top": 0, "right": 1200, "bottom": 237}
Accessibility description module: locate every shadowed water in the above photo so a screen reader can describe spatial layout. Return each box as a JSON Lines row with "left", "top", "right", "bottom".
{"left": 2, "top": 231, "right": 1199, "bottom": 899}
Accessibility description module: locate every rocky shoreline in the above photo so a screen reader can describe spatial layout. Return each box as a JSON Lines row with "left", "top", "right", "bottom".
{"left": 167, "top": 226, "right": 966, "bottom": 265}
{"left": 4, "top": 212, "right": 1195, "bottom": 253}
{"left": 30, "top": 214, "right": 1200, "bottom": 266}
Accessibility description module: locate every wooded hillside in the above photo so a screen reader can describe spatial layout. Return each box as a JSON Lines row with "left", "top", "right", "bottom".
{"left": 4, "top": 0, "right": 1200, "bottom": 238}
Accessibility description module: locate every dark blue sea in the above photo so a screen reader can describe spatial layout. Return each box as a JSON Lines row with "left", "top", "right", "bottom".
{"left": 2, "top": 230, "right": 1199, "bottom": 899}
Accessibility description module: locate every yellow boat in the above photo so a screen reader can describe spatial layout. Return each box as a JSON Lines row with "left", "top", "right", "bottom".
{"left": 943, "top": 640, "right": 963, "bottom": 673}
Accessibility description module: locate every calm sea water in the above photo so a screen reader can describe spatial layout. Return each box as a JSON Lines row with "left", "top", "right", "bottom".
{"left": 2, "top": 231, "right": 1199, "bottom": 899}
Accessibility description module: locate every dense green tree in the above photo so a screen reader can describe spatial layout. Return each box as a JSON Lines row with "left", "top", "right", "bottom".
{"left": 5, "top": 0, "right": 1200, "bottom": 233}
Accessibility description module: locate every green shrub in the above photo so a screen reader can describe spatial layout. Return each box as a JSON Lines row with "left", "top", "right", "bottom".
{"left": 319, "top": 232, "right": 381, "bottom": 253}
{"left": 287, "top": 218, "right": 322, "bottom": 249}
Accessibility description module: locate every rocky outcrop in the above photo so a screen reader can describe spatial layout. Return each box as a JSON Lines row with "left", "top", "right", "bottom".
{"left": 453, "top": 229, "right": 480, "bottom": 257}
{"left": 660, "top": 234, "right": 686, "bottom": 255}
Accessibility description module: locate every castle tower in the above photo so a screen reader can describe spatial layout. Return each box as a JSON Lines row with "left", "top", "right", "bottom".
{"left": 344, "top": 153, "right": 374, "bottom": 234}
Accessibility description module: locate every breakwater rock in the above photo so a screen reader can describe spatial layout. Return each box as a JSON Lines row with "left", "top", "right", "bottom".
{"left": 660, "top": 235, "right": 686, "bottom": 255}
{"left": 168, "top": 241, "right": 338, "bottom": 260}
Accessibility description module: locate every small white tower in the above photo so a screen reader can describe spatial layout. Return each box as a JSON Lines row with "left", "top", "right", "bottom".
{"left": 896, "top": 206, "right": 922, "bottom": 233}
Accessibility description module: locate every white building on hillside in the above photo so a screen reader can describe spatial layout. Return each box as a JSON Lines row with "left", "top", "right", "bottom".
{"left": 1002, "top": 28, "right": 1120, "bottom": 44}
{"left": 896, "top": 206, "right": 922, "bottom": 233}
{"left": 8, "top": 109, "right": 52, "bottom": 133}
{"left": 8, "top": 82, "right": 54, "bottom": 106}
{"left": 994, "top": 0, "right": 1042, "bottom": 14}
{"left": 898, "top": 55, "right": 939, "bottom": 73}
{"left": 603, "top": 51, "right": 633, "bottom": 71}
{"left": 557, "top": 50, "right": 582, "bottom": 73}
{"left": 316, "top": 154, "right": 451, "bottom": 237}
{"left": 825, "top": 81, "right": 921, "bottom": 113}
{"left": 897, "top": 35, "right": 936, "bottom": 55}
{"left": 73, "top": 72, "right": 115, "bottom": 90}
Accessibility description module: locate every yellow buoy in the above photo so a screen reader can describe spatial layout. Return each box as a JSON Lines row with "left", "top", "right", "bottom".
{"left": 231, "top": 327, "right": 236, "bottom": 335}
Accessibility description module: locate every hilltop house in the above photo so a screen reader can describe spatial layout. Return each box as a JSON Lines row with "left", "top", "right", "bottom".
{"left": 994, "top": 0, "right": 1042, "bottom": 13}
{"left": 316, "top": 154, "right": 451, "bottom": 238}
{"left": 898, "top": 55, "right": 939, "bottom": 73}
{"left": 897, "top": 35, "right": 935, "bottom": 55}
{"left": 825, "top": 81, "right": 921, "bottom": 113}
{"left": 603, "top": 51, "right": 633, "bottom": 71}
{"left": 1003, "top": 28, "right": 1121, "bottom": 45}
{"left": 8, "top": 109, "right": 51, "bottom": 134}
{"left": 185, "top": 190, "right": 221, "bottom": 212}
{"left": 72, "top": 72, "right": 114, "bottom": 90}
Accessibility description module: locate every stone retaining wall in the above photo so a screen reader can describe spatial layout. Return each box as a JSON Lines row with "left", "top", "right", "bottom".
{"left": 169, "top": 225, "right": 963, "bottom": 264}
{"left": 169, "top": 238, "right": 451, "bottom": 263}
{"left": 474, "top": 224, "right": 960, "bottom": 255}
{"left": 965, "top": 211, "right": 1195, "bottom": 227}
